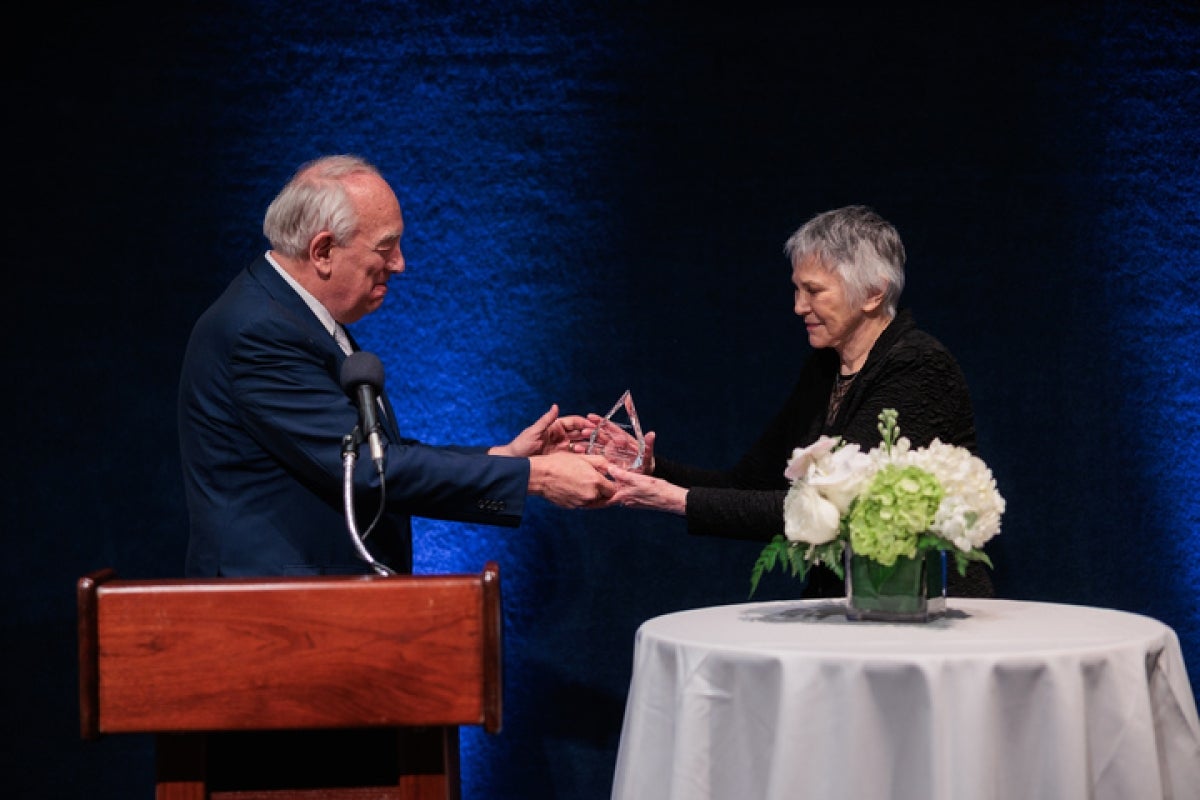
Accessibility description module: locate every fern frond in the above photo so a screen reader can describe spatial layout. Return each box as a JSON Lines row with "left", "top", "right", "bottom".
{"left": 749, "top": 535, "right": 793, "bottom": 598}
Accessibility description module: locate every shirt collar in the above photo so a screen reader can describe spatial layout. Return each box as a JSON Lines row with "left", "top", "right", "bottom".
{"left": 265, "top": 251, "right": 342, "bottom": 342}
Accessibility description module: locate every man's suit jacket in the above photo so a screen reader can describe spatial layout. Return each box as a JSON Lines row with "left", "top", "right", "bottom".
{"left": 178, "top": 255, "right": 530, "bottom": 577}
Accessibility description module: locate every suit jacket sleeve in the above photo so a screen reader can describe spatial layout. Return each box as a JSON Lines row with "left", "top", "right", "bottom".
{"left": 228, "top": 313, "right": 530, "bottom": 526}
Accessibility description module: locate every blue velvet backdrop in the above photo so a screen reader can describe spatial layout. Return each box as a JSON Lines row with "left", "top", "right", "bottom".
{"left": 5, "top": 2, "right": 1198, "bottom": 798}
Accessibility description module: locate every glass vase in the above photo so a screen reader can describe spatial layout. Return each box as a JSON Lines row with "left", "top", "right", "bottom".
{"left": 844, "top": 546, "right": 946, "bottom": 622}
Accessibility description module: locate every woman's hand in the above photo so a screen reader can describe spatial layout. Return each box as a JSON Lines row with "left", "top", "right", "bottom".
{"left": 606, "top": 464, "right": 686, "bottom": 515}
{"left": 572, "top": 415, "right": 657, "bottom": 474}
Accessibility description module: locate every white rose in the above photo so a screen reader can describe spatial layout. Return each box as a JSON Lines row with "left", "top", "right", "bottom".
{"left": 783, "top": 436, "right": 841, "bottom": 482}
{"left": 783, "top": 482, "right": 842, "bottom": 545}
{"left": 808, "top": 443, "right": 873, "bottom": 513}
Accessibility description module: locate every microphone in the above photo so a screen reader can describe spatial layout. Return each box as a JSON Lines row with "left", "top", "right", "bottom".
{"left": 340, "top": 351, "right": 387, "bottom": 474}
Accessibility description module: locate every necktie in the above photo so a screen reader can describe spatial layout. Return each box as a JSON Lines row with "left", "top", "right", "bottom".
{"left": 333, "top": 324, "right": 353, "bottom": 355}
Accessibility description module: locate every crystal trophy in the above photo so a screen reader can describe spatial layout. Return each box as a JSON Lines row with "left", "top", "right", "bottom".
{"left": 586, "top": 389, "right": 646, "bottom": 470}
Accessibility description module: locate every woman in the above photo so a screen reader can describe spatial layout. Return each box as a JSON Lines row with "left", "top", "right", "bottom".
{"left": 593, "top": 205, "right": 992, "bottom": 598}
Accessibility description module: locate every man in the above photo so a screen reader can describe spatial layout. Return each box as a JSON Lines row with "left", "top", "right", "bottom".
{"left": 178, "top": 154, "right": 611, "bottom": 577}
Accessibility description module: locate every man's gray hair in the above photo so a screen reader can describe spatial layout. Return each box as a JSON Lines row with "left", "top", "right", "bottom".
{"left": 262, "top": 154, "right": 381, "bottom": 257}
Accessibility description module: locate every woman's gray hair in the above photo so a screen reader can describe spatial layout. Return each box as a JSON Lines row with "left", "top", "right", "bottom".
{"left": 784, "top": 205, "right": 906, "bottom": 317}
{"left": 262, "top": 154, "right": 381, "bottom": 257}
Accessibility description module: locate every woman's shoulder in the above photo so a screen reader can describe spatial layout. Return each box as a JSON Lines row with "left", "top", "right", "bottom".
{"left": 864, "top": 321, "right": 973, "bottom": 410}
{"left": 881, "top": 317, "right": 964, "bottom": 371}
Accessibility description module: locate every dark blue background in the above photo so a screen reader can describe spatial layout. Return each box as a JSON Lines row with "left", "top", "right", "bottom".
{"left": 6, "top": 2, "right": 1198, "bottom": 797}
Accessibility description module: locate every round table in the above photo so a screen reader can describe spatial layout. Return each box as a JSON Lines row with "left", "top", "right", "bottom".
{"left": 610, "top": 598, "right": 1200, "bottom": 800}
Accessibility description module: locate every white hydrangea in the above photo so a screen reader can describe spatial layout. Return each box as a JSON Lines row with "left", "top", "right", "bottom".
{"left": 905, "top": 439, "right": 1006, "bottom": 551}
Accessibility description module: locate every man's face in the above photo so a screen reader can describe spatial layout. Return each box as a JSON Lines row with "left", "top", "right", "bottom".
{"left": 326, "top": 173, "right": 406, "bottom": 324}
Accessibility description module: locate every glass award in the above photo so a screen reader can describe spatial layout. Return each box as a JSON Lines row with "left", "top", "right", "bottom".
{"left": 586, "top": 389, "right": 646, "bottom": 469}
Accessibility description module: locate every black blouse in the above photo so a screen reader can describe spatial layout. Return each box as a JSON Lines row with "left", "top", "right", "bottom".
{"left": 654, "top": 309, "right": 993, "bottom": 597}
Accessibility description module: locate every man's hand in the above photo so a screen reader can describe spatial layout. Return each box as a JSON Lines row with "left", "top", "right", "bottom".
{"left": 527, "top": 452, "right": 615, "bottom": 508}
{"left": 492, "top": 404, "right": 575, "bottom": 458}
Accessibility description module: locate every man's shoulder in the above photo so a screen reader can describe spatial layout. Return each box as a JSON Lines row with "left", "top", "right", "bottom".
{"left": 194, "top": 260, "right": 304, "bottom": 332}
{"left": 206, "top": 258, "right": 282, "bottom": 308}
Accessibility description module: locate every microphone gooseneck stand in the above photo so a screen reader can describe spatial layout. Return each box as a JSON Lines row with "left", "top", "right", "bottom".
{"left": 341, "top": 427, "right": 394, "bottom": 576}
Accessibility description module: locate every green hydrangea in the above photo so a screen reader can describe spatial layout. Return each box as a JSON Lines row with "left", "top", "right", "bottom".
{"left": 846, "top": 464, "right": 943, "bottom": 566}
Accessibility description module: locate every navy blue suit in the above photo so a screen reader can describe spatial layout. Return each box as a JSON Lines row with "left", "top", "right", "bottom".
{"left": 178, "top": 255, "right": 531, "bottom": 577}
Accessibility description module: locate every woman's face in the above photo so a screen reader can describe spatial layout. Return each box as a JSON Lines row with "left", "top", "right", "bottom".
{"left": 791, "top": 253, "right": 863, "bottom": 353}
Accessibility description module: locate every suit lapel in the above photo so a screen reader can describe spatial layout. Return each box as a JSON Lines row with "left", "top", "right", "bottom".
{"left": 251, "top": 257, "right": 402, "bottom": 443}
{"left": 249, "top": 257, "right": 343, "bottom": 356}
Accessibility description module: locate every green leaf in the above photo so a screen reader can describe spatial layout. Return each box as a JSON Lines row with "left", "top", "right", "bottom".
{"left": 954, "top": 548, "right": 993, "bottom": 573}
{"left": 749, "top": 535, "right": 796, "bottom": 598}
{"left": 915, "top": 532, "right": 947, "bottom": 551}
{"left": 812, "top": 539, "right": 845, "bottom": 579}
{"left": 785, "top": 544, "right": 806, "bottom": 578}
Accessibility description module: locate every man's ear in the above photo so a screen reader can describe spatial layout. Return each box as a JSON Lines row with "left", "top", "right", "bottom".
{"left": 310, "top": 232, "right": 336, "bottom": 278}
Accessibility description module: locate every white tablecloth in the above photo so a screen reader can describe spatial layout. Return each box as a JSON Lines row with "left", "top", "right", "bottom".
{"left": 610, "top": 599, "right": 1200, "bottom": 800}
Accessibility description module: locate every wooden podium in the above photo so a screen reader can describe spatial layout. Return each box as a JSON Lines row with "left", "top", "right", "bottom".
{"left": 77, "top": 563, "right": 502, "bottom": 799}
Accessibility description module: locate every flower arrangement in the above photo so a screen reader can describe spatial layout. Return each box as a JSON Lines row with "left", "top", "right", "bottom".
{"left": 749, "top": 409, "right": 1005, "bottom": 597}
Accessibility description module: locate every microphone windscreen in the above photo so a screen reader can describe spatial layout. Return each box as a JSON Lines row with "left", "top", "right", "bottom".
{"left": 340, "top": 351, "right": 385, "bottom": 392}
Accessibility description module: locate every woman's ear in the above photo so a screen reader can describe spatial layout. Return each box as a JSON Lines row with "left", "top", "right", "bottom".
{"left": 861, "top": 285, "right": 887, "bottom": 313}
